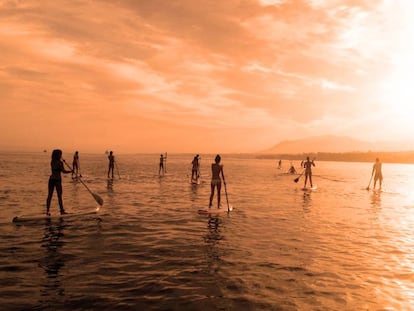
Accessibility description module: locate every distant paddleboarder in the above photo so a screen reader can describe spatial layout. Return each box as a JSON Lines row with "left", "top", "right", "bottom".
{"left": 72, "top": 151, "right": 80, "bottom": 178}
{"left": 372, "top": 158, "right": 383, "bottom": 189}
{"left": 209, "top": 154, "right": 226, "bottom": 209}
{"left": 159, "top": 154, "right": 165, "bottom": 176}
{"left": 302, "top": 157, "right": 315, "bottom": 188}
{"left": 46, "top": 149, "right": 72, "bottom": 216}
{"left": 288, "top": 162, "right": 297, "bottom": 174}
{"left": 108, "top": 151, "right": 115, "bottom": 179}
{"left": 191, "top": 154, "right": 200, "bottom": 182}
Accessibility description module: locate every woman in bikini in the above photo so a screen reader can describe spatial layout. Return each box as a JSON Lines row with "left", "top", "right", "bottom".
{"left": 46, "top": 149, "right": 72, "bottom": 215}
{"left": 209, "top": 154, "right": 226, "bottom": 208}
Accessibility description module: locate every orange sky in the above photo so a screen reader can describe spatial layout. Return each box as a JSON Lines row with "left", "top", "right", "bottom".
{"left": 1, "top": 0, "right": 413, "bottom": 153}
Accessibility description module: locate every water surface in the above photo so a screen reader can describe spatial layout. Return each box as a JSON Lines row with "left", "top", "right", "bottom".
{"left": 0, "top": 152, "right": 413, "bottom": 310}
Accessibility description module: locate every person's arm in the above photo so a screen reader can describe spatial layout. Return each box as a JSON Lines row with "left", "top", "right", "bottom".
{"left": 60, "top": 161, "right": 72, "bottom": 174}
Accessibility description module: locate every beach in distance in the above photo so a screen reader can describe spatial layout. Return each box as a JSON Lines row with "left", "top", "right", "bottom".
{"left": 0, "top": 151, "right": 414, "bottom": 310}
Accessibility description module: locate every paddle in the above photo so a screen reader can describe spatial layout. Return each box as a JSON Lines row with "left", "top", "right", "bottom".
{"left": 366, "top": 173, "right": 373, "bottom": 190}
{"left": 294, "top": 170, "right": 305, "bottom": 183}
{"left": 222, "top": 175, "right": 230, "bottom": 212}
{"left": 115, "top": 161, "right": 121, "bottom": 179}
{"left": 63, "top": 160, "right": 104, "bottom": 206}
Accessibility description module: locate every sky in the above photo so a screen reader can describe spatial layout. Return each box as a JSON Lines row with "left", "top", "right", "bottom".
{"left": 1, "top": 0, "right": 414, "bottom": 153}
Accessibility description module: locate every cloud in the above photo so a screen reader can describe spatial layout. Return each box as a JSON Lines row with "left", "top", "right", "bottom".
{"left": 0, "top": 0, "right": 409, "bottom": 152}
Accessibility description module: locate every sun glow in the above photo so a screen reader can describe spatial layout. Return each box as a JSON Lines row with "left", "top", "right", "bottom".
{"left": 380, "top": 1, "right": 414, "bottom": 129}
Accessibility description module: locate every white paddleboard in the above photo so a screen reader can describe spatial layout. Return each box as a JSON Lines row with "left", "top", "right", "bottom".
{"left": 190, "top": 178, "right": 201, "bottom": 185}
{"left": 13, "top": 207, "right": 100, "bottom": 223}
{"left": 301, "top": 185, "right": 318, "bottom": 191}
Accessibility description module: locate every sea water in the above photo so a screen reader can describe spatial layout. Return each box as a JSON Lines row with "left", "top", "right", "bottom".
{"left": 0, "top": 152, "right": 413, "bottom": 310}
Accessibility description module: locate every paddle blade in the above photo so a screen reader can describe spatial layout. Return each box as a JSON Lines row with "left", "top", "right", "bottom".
{"left": 294, "top": 177, "right": 299, "bottom": 183}
{"left": 93, "top": 193, "right": 104, "bottom": 206}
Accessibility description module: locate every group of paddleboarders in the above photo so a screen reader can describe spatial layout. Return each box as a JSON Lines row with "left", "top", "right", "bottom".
{"left": 283, "top": 156, "right": 383, "bottom": 191}
{"left": 45, "top": 149, "right": 384, "bottom": 215}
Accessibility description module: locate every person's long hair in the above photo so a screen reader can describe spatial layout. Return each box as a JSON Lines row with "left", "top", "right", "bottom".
{"left": 51, "top": 149, "right": 62, "bottom": 161}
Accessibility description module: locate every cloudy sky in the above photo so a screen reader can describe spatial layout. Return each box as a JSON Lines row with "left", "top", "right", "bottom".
{"left": 1, "top": 0, "right": 413, "bottom": 153}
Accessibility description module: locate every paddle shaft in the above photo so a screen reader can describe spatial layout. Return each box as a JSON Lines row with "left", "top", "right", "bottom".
{"left": 63, "top": 160, "right": 104, "bottom": 206}
{"left": 115, "top": 161, "right": 121, "bottom": 179}
{"left": 222, "top": 173, "right": 230, "bottom": 212}
{"left": 367, "top": 173, "right": 373, "bottom": 190}
{"left": 294, "top": 170, "right": 305, "bottom": 183}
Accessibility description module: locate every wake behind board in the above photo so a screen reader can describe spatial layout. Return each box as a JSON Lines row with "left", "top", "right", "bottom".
{"left": 198, "top": 206, "right": 234, "bottom": 215}
{"left": 13, "top": 208, "right": 100, "bottom": 223}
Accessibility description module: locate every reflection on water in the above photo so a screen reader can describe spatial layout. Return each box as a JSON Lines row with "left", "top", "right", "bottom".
{"left": 370, "top": 190, "right": 382, "bottom": 208}
{"left": 302, "top": 192, "right": 312, "bottom": 212}
{"left": 107, "top": 178, "right": 113, "bottom": 190}
{"left": 204, "top": 216, "right": 222, "bottom": 275}
{"left": 39, "top": 219, "right": 66, "bottom": 306}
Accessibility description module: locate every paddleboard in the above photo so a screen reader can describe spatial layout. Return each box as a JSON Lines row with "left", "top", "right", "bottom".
{"left": 12, "top": 208, "right": 100, "bottom": 223}
{"left": 198, "top": 206, "right": 234, "bottom": 215}
{"left": 190, "top": 178, "right": 201, "bottom": 185}
{"left": 302, "top": 185, "right": 318, "bottom": 191}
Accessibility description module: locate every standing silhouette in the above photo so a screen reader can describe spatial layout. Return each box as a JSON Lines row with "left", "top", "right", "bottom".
{"left": 302, "top": 157, "right": 315, "bottom": 188}
{"left": 107, "top": 151, "right": 115, "bottom": 179}
{"left": 46, "top": 149, "right": 72, "bottom": 215}
{"left": 72, "top": 151, "right": 80, "bottom": 178}
{"left": 372, "top": 158, "right": 383, "bottom": 189}
{"left": 191, "top": 154, "right": 200, "bottom": 181}
{"left": 209, "top": 154, "right": 225, "bottom": 209}
{"left": 159, "top": 154, "right": 165, "bottom": 176}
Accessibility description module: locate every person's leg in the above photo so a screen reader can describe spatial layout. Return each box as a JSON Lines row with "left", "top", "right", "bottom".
{"left": 209, "top": 183, "right": 215, "bottom": 207}
{"left": 56, "top": 181, "right": 65, "bottom": 214}
{"left": 304, "top": 174, "right": 308, "bottom": 188}
{"left": 46, "top": 179, "right": 54, "bottom": 215}
{"left": 217, "top": 183, "right": 222, "bottom": 208}
{"left": 309, "top": 173, "right": 313, "bottom": 188}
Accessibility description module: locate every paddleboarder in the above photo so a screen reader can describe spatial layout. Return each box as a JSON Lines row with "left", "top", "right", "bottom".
{"left": 209, "top": 154, "right": 226, "bottom": 209}
{"left": 159, "top": 153, "right": 165, "bottom": 176}
{"left": 108, "top": 151, "right": 115, "bottom": 179}
{"left": 288, "top": 162, "right": 297, "bottom": 174}
{"left": 372, "top": 158, "right": 383, "bottom": 189}
{"left": 72, "top": 151, "right": 80, "bottom": 178}
{"left": 302, "top": 156, "right": 315, "bottom": 188}
{"left": 46, "top": 149, "right": 72, "bottom": 216}
{"left": 191, "top": 154, "right": 200, "bottom": 181}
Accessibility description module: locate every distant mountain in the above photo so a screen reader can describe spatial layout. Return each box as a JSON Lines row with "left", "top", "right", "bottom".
{"left": 260, "top": 135, "right": 398, "bottom": 154}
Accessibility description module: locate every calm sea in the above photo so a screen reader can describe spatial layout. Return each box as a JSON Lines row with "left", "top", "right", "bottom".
{"left": 0, "top": 152, "right": 413, "bottom": 310}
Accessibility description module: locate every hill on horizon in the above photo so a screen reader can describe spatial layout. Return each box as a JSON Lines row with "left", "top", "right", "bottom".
{"left": 260, "top": 135, "right": 411, "bottom": 154}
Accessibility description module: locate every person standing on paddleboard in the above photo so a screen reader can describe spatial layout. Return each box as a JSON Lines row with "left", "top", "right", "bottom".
{"left": 372, "top": 158, "right": 383, "bottom": 189}
{"left": 191, "top": 154, "right": 200, "bottom": 181}
{"left": 46, "top": 149, "right": 72, "bottom": 216}
{"left": 302, "top": 156, "right": 315, "bottom": 188}
{"left": 108, "top": 151, "right": 115, "bottom": 179}
{"left": 159, "top": 154, "right": 165, "bottom": 176}
{"left": 209, "top": 154, "right": 226, "bottom": 209}
{"left": 72, "top": 151, "right": 80, "bottom": 179}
